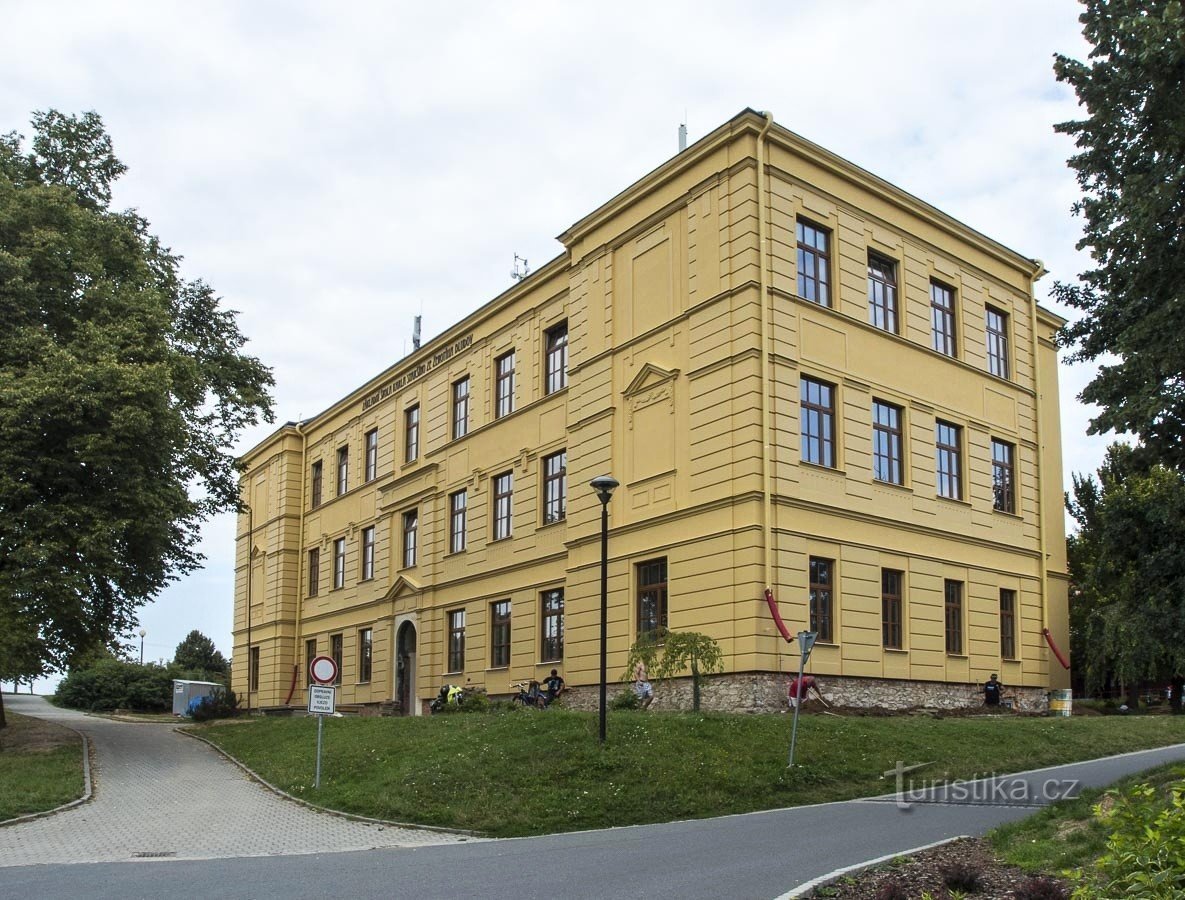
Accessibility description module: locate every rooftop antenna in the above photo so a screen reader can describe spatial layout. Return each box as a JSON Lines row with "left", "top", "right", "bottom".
{"left": 412, "top": 315, "right": 422, "bottom": 351}
{"left": 511, "top": 254, "right": 530, "bottom": 282}
{"left": 678, "top": 117, "right": 687, "bottom": 152}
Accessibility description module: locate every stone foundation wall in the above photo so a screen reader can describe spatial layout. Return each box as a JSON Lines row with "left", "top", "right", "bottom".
{"left": 559, "top": 672, "right": 1050, "bottom": 714}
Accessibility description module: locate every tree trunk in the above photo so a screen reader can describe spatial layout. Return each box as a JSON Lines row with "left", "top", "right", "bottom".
{"left": 1126, "top": 682, "right": 1141, "bottom": 710}
{"left": 0, "top": 687, "right": 7, "bottom": 729}
{"left": 691, "top": 658, "right": 700, "bottom": 712}
{"left": 1173, "top": 677, "right": 1184, "bottom": 714}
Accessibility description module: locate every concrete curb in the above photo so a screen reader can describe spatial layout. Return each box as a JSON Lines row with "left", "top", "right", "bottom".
{"left": 0, "top": 726, "right": 94, "bottom": 829}
{"left": 776, "top": 835, "right": 969, "bottom": 899}
{"left": 178, "top": 726, "right": 483, "bottom": 839}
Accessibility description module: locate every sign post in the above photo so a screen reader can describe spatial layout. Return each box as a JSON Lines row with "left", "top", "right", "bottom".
{"left": 788, "top": 630, "right": 818, "bottom": 768}
{"left": 308, "top": 655, "right": 339, "bottom": 789}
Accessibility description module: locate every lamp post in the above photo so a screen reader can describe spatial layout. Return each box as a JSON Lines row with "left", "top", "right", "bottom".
{"left": 590, "top": 474, "right": 619, "bottom": 744}
{"left": 139, "top": 628, "right": 147, "bottom": 665}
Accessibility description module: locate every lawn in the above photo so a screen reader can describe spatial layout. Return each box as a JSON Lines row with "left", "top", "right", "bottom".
{"left": 196, "top": 710, "right": 1185, "bottom": 837}
{"left": 0, "top": 712, "right": 86, "bottom": 821}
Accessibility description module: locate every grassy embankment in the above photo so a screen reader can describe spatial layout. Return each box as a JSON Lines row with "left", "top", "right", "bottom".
{"left": 0, "top": 711, "right": 86, "bottom": 821}
{"left": 197, "top": 710, "right": 1185, "bottom": 837}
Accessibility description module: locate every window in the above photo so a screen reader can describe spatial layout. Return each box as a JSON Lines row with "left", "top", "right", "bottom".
{"left": 449, "top": 490, "right": 467, "bottom": 553}
{"left": 361, "top": 526, "right": 375, "bottom": 580}
{"left": 452, "top": 377, "right": 470, "bottom": 439}
{"left": 333, "top": 537, "right": 345, "bottom": 589}
{"left": 404, "top": 405, "right": 420, "bottom": 463}
{"left": 542, "top": 450, "right": 566, "bottom": 524}
{"left": 358, "top": 628, "right": 372, "bottom": 683}
{"left": 882, "top": 569, "right": 903, "bottom": 650}
{"left": 868, "top": 252, "right": 898, "bottom": 332}
{"left": 809, "top": 557, "right": 834, "bottom": 643}
{"left": 365, "top": 428, "right": 378, "bottom": 482}
{"left": 402, "top": 509, "right": 418, "bottom": 568}
{"left": 490, "top": 600, "right": 511, "bottom": 668}
{"left": 308, "top": 548, "right": 320, "bottom": 597}
{"left": 637, "top": 558, "right": 668, "bottom": 635}
{"left": 796, "top": 219, "right": 831, "bottom": 306}
{"left": 545, "top": 321, "right": 568, "bottom": 394}
{"left": 311, "top": 461, "right": 323, "bottom": 509}
{"left": 447, "top": 610, "right": 466, "bottom": 672}
{"left": 541, "top": 588, "right": 564, "bottom": 662}
{"left": 872, "top": 400, "right": 904, "bottom": 485}
{"left": 944, "top": 581, "right": 963, "bottom": 655}
{"left": 249, "top": 646, "right": 260, "bottom": 692}
{"left": 800, "top": 377, "right": 835, "bottom": 468}
{"left": 992, "top": 439, "right": 1016, "bottom": 513}
{"left": 492, "top": 471, "right": 513, "bottom": 540}
{"left": 330, "top": 633, "right": 343, "bottom": 684}
{"left": 337, "top": 446, "right": 349, "bottom": 496}
{"left": 930, "top": 281, "right": 957, "bottom": 357}
{"left": 1000, "top": 589, "right": 1017, "bottom": 659}
{"left": 935, "top": 420, "right": 962, "bottom": 500}
{"left": 495, "top": 351, "right": 515, "bottom": 418}
{"left": 985, "top": 306, "right": 1010, "bottom": 378}
{"left": 305, "top": 639, "right": 316, "bottom": 686}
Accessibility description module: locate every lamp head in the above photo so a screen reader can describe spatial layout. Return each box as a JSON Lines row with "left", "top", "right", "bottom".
{"left": 139, "top": 628, "right": 147, "bottom": 638}
{"left": 589, "top": 474, "right": 619, "bottom": 504}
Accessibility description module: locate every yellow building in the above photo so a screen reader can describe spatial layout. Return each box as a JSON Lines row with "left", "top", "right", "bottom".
{"left": 233, "top": 109, "right": 1069, "bottom": 715}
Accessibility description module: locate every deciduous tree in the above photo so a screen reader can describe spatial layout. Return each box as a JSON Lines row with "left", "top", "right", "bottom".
{"left": 0, "top": 110, "right": 273, "bottom": 728}
{"left": 173, "top": 630, "right": 228, "bottom": 678}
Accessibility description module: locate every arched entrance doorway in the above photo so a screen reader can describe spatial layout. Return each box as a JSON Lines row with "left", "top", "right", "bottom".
{"left": 395, "top": 621, "right": 417, "bottom": 716}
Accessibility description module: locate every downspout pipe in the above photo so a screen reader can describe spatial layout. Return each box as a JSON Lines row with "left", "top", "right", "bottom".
{"left": 758, "top": 111, "right": 775, "bottom": 597}
{"left": 1027, "top": 263, "right": 1052, "bottom": 662}
{"left": 285, "top": 421, "right": 309, "bottom": 706}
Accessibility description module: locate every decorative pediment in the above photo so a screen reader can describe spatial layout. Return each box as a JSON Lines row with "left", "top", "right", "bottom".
{"left": 382, "top": 574, "right": 421, "bottom": 602}
{"left": 623, "top": 363, "right": 679, "bottom": 398}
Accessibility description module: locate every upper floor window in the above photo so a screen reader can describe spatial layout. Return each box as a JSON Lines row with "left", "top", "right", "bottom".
{"left": 361, "top": 526, "right": 375, "bottom": 580}
{"left": 365, "top": 429, "right": 378, "bottom": 482}
{"left": 308, "top": 548, "right": 320, "bottom": 597}
{"left": 541, "top": 588, "right": 564, "bottom": 662}
{"left": 447, "top": 609, "right": 466, "bottom": 673}
{"left": 935, "top": 420, "right": 962, "bottom": 500}
{"left": 492, "top": 471, "right": 513, "bottom": 540}
{"left": 495, "top": 351, "right": 516, "bottom": 418}
{"left": 882, "top": 568, "right": 903, "bottom": 650}
{"left": 809, "top": 557, "right": 834, "bottom": 643}
{"left": 311, "top": 460, "right": 323, "bottom": 509}
{"left": 637, "top": 558, "right": 668, "bottom": 636}
{"left": 992, "top": 439, "right": 1016, "bottom": 513}
{"left": 452, "top": 377, "right": 470, "bottom": 439}
{"left": 796, "top": 219, "right": 831, "bottom": 306}
{"left": 404, "top": 405, "right": 420, "bottom": 463}
{"left": 985, "top": 306, "right": 1010, "bottom": 379}
{"left": 944, "top": 580, "right": 964, "bottom": 655}
{"left": 542, "top": 449, "right": 567, "bottom": 524}
{"left": 358, "top": 628, "right": 373, "bottom": 683}
{"left": 402, "top": 509, "right": 418, "bottom": 568}
{"left": 867, "top": 252, "right": 898, "bottom": 333}
{"left": 449, "top": 490, "right": 467, "bottom": 553}
{"left": 490, "top": 599, "right": 511, "bottom": 668}
{"left": 800, "top": 377, "right": 836, "bottom": 468}
{"left": 545, "top": 321, "right": 568, "bottom": 394}
{"left": 333, "top": 537, "right": 346, "bottom": 589}
{"left": 930, "top": 281, "right": 957, "bottom": 357}
{"left": 336, "top": 446, "right": 349, "bottom": 496}
{"left": 872, "top": 400, "right": 903, "bottom": 486}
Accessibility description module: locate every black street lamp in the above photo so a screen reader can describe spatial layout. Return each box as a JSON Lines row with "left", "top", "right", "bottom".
{"left": 590, "top": 474, "right": 619, "bottom": 743}
{"left": 138, "top": 628, "right": 147, "bottom": 665}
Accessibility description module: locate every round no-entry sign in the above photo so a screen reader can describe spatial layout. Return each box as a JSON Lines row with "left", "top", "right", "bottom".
{"left": 310, "top": 655, "right": 338, "bottom": 685}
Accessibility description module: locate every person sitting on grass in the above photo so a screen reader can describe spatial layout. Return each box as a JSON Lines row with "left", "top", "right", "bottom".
{"left": 544, "top": 669, "right": 565, "bottom": 705}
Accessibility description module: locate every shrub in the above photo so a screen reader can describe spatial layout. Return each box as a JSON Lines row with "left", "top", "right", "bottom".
{"left": 56, "top": 658, "right": 175, "bottom": 712}
{"left": 873, "top": 881, "right": 909, "bottom": 900}
{"left": 940, "top": 861, "right": 983, "bottom": 893}
{"left": 610, "top": 689, "right": 640, "bottom": 710}
{"left": 190, "top": 689, "right": 239, "bottom": 722}
{"left": 1013, "top": 875, "right": 1070, "bottom": 900}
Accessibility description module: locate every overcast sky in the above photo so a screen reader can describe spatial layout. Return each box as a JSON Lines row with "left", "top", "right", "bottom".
{"left": 3, "top": 1, "right": 1103, "bottom": 685}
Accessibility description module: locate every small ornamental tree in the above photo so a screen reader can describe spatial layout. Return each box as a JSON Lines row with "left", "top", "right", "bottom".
{"left": 623, "top": 629, "right": 724, "bottom": 711}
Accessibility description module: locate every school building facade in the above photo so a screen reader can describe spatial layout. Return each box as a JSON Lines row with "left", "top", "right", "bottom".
{"left": 232, "top": 109, "right": 1070, "bottom": 715}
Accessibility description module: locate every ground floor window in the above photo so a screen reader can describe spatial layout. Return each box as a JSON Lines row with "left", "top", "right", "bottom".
{"left": 881, "top": 569, "right": 903, "bottom": 649}
{"left": 809, "top": 557, "right": 834, "bottom": 642}
{"left": 249, "top": 646, "right": 260, "bottom": 692}
{"left": 490, "top": 600, "right": 511, "bottom": 668}
{"left": 637, "top": 558, "right": 668, "bottom": 636}
{"left": 447, "top": 609, "right": 466, "bottom": 672}
{"left": 305, "top": 638, "right": 316, "bottom": 685}
{"left": 331, "top": 633, "right": 343, "bottom": 684}
{"left": 944, "top": 581, "right": 963, "bottom": 655}
{"left": 358, "top": 628, "right": 372, "bottom": 683}
{"left": 1000, "top": 589, "right": 1017, "bottom": 659}
{"left": 541, "top": 588, "right": 564, "bottom": 661}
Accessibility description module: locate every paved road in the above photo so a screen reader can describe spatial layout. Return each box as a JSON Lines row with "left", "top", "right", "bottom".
{"left": 0, "top": 694, "right": 469, "bottom": 867}
{"left": 4, "top": 694, "right": 1185, "bottom": 899}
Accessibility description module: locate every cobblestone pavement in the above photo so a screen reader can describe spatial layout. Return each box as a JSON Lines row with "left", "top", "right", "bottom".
{"left": 0, "top": 694, "right": 472, "bottom": 866}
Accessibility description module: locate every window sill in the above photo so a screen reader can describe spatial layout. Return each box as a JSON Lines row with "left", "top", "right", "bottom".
{"left": 490, "top": 535, "right": 513, "bottom": 544}
{"left": 936, "top": 495, "right": 973, "bottom": 508}
{"left": 992, "top": 508, "right": 1023, "bottom": 520}
{"left": 799, "top": 461, "right": 846, "bottom": 476}
{"left": 793, "top": 292, "right": 832, "bottom": 310}
{"left": 538, "top": 517, "right": 566, "bottom": 531}
{"left": 357, "top": 577, "right": 374, "bottom": 585}
{"left": 946, "top": 653, "right": 968, "bottom": 659}
{"left": 356, "top": 681, "right": 371, "bottom": 686}
{"left": 486, "top": 666, "right": 509, "bottom": 672}
{"left": 812, "top": 641, "right": 839, "bottom": 648}
{"left": 883, "top": 647, "right": 909, "bottom": 654}
{"left": 445, "top": 548, "right": 467, "bottom": 557}
{"left": 872, "top": 479, "right": 911, "bottom": 493}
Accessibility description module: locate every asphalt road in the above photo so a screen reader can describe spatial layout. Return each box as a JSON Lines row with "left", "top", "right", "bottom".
{"left": 5, "top": 694, "right": 1185, "bottom": 899}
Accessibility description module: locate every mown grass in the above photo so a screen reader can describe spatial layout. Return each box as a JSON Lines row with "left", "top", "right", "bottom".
{"left": 990, "top": 761, "right": 1185, "bottom": 874}
{"left": 0, "top": 712, "right": 86, "bottom": 821}
{"left": 197, "top": 710, "right": 1185, "bottom": 838}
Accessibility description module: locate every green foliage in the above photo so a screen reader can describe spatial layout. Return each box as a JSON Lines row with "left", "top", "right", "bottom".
{"left": 0, "top": 712, "right": 85, "bottom": 821}
{"left": 55, "top": 658, "right": 175, "bottom": 712}
{"left": 189, "top": 689, "right": 238, "bottom": 722}
{"left": 1052, "top": 1, "right": 1185, "bottom": 469}
{"left": 1073, "top": 778, "right": 1185, "bottom": 898}
{"left": 172, "top": 630, "right": 228, "bottom": 679}
{"left": 623, "top": 629, "right": 724, "bottom": 710}
{"left": 0, "top": 109, "right": 274, "bottom": 692}
{"left": 609, "top": 689, "right": 640, "bottom": 711}
{"left": 1067, "top": 444, "right": 1185, "bottom": 691}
